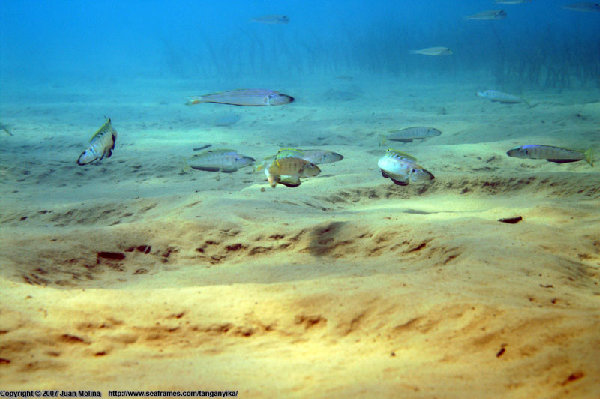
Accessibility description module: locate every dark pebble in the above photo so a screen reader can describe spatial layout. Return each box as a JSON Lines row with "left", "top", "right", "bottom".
{"left": 97, "top": 252, "right": 126, "bottom": 261}
{"left": 498, "top": 216, "right": 523, "bottom": 224}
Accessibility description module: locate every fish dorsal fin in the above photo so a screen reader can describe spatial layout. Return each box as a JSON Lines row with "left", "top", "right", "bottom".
{"left": 276, "top": 148, "right": 304, "bottom": 158}
{"left": 89, "top": 118, "right": 112, "bottom": 141}
{"left": 386, "top": 148, "right": 417, "bottom": 161}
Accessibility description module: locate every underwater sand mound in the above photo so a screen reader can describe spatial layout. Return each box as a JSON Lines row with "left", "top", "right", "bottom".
{"left": 322, "top": 173, "right": 600, "bottom": 206}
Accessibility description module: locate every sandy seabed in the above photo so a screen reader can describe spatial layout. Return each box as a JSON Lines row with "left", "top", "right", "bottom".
{"left": 1, "top": 76, "right": 599, "bottom": 398}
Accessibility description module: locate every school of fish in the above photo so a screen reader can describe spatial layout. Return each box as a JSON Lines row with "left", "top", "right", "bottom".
{"left": 3, "top": 2, "right": 592, "bottom": 191}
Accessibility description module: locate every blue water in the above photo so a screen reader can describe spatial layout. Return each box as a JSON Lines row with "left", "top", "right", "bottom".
{"left": 1, "top": 0, "right": 598, "bottom": 87}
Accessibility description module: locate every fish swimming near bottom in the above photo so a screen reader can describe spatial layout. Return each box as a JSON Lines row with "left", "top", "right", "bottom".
{"left": 251, "top": 15, "right": 290, "bottom": 24}
{"left": 409, "top": 47, "right": 453, "bottom": 56}
{"left": 477, "top": 90, "right": 528, "bottom": 105}
{"left": 465, "top": 9, "right": 507, "bottom": 19}
{"left": 265, "top": 157, "right": 321, "bottom": 187}
{"left": 273, "top": 148, "right": 343, "bottom": 164}
{"left": 189, "top": 149, "right": 255, "bottom": 172}
{"left": 185, "top": 89, "right": 294, "bottom": 106}
{"left": 382, "top": 127, "right": 442, "bottom": 144}
{"left": 507, "top": 145, "right": 594, "bottom": 165}
{"left": 563, "top": 2, "right": 600, "bottom": 12}
{"left": 77, "top": 118, "right": 118, "bottom": 165}
{"left": 255, "top": 148, "right": 343, "bottom": 172}
{"left": 378, "top": 149, "right": 435, "bottom": 186}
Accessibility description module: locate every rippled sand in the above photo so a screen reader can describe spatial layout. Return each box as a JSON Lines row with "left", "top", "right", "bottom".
{"left": 1, "top": 76, "right": 599, "bottom": 398}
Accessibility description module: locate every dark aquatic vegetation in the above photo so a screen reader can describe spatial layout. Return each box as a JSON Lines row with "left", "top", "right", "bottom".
{"left": 251, "top": 15, "right": 290, "bottom": 24}
{"left": 465, "top": 9, "right": 507, "bottom": 20}
{"left": 189, "top": 149, "right": 255, "bottom": 173}
{"left": 563, "top": 2, "right": 600, "bottom": 12}
{"left": 384, "top": 127, "right": 442, "bottom": 143}
{"left": 409, "top": 47, "right": 453, "bottom": 56}
{"left": 506, "top": 145, "right": 594, "bottom": 165}
{"left": 378, "top": 149, "right": 434, "bottom": 186}
{"left": 186, "top": 89, "right": 294, "bottom": 106}
{"left": 77, "top": 118, "right": 118, "bottom": 166}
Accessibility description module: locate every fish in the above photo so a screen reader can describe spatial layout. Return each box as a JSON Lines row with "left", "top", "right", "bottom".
{"left": 0, "top": 122, "right": 13, "bottom": 136}
{"left": 409, "top": 47, "right": 453, "bottom": 56}
{"left": 563, "top": 2, "right": 600, "bottom": 12}
{"left": 255, "top": 148, "right": 343, "bottom": 173}
{"left": 477, "top": 90, "right": 527, "bottom": 104}
{"left": 77, "top": 118, "right": 118, "bottom": 165}
{"left": 495, "top": 0, "right": 530, "bottom": 4}
{"left": 189, "top": 149, "right": 255, "bottom": 172}
{"left": 382, "top": 127, "right": 442, "bottom": 144}
{"left": 507, "top": 145, "right": 594, "bottom": 165}
{"left": 378, "top": 149, "right": 434, "bottom": 186}
{"left": 293, "top": 149, "right": 344, "bottom": 164}
{"left": 265, "top": 157, "right": 321, "bottom": 188}
{"left": 192, "top": 144, "right": 212, "bottom": 152}
{"left": 185, "top": 89, "right": 294, "bottom": 106}
{"left": 465, "top": 10, "right": 507, "bottom": 19}
{"left": 251, "top": 15, "right": 290, "bottom": 24}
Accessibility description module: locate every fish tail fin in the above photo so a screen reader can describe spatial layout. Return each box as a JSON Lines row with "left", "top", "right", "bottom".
{"left": 185, "top": 97, "right": 205, "bottom": 106}
{"left": 584, "top": 148, "right": 594, "bottom": 166}
{"left": 522, "top": 98, "right": 533, "bottom": 108}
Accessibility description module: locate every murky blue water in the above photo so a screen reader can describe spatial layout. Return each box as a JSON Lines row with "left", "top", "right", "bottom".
{"left": 1, "top": 0, "right": 598, "bottom": 88}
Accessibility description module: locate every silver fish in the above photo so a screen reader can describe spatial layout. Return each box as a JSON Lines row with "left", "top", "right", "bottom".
{"left": 77, "top": 118, "right": 118, "bottom": 165}
{"left": 384, "top": 127, "right": 442, "bottom": 143}
{"left": 465, "top": 10, "right": 507, "bottom": 19}
{"left": 495, "top": 0, "right": 530, "bottom": 4}
{"left": 295, "top": 149, "right": 343, "bottom": 164}
{"left": 251, "top": 15, "right": 290, "bottom": 24}
{"left": 563, "top": 2, "right": 600, "bottom": 12}
{"left": 186, "top": 89, "right": 294, "bottom": 106}
{"left": 477, "top": 90, "right": 525, "bottom": 104}
{"left": 507, "top": 145, "right": 594, "bottom": 165}
{"left": 189, "top": 149, "right": 255, "bottom": 172}
{"left": 378, "top": 150, "right": 434, "bottom": 186}
{"left": 409, "top": 47, "right": 453, "bottom": 56}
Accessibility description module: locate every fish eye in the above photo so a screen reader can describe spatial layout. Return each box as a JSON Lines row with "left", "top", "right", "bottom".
{"left": 524, "top": 149, "right": 529, "bottom": 155}
{"left": 411, "top": 168, "right": 416, "bottom": 173}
